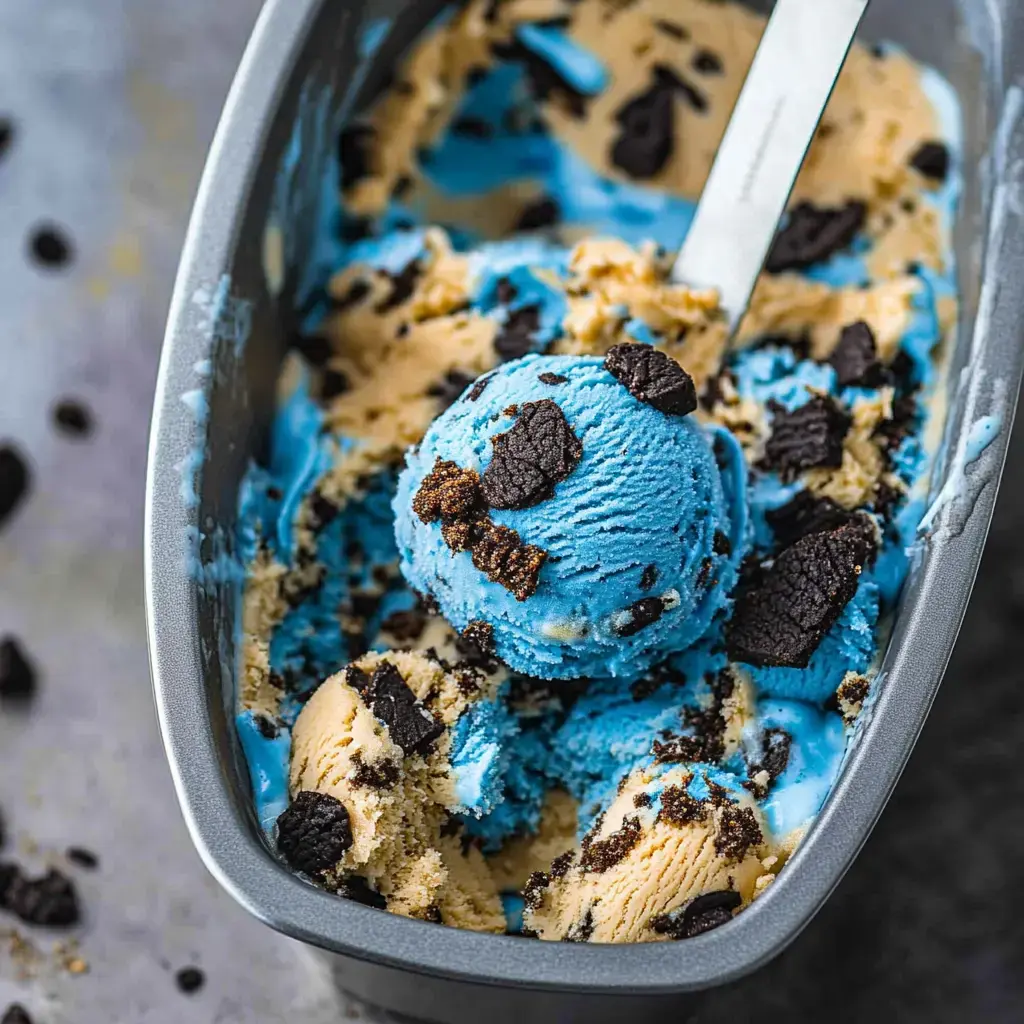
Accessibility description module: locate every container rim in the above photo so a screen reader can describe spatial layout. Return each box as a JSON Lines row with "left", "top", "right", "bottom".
{"left": 145, "top": 0, "right": 1024, "bottom": 994}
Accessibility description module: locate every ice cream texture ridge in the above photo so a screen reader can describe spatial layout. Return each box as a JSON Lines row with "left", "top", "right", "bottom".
{"left": 233, "top": 0, "right": 962, "bottom": 942}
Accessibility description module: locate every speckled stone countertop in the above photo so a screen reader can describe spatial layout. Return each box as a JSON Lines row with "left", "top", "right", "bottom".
{"left": 0, "top": 3, "right": 1021, "bottom": 1023}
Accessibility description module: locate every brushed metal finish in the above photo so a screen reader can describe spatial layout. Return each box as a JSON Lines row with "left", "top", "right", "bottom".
{"left": 672, "top": 0, "right": 870, "bottom": 330}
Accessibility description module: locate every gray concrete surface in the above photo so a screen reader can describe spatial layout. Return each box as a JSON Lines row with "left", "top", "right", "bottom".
{"left": 1, "top": 3, "right": 1022, "bottom": 1023}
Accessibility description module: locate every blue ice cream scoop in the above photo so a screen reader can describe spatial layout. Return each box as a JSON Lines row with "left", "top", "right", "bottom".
{"left": 394, "top": 353, "right": 748, "bottom": 680}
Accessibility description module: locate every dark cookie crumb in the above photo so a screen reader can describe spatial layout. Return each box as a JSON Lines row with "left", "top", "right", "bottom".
{"left": 0, "top": 864, "right": 80, "bottom": 927}
{"left": 727, "top": 522, "right": 876, "bottom": 668}
{"left": 713, "top": 531, "right": 732, "bottom": 557}
{"left": 361, "top": 661, "right": 444, "bottom": 756}
{"left": 653, "top": 19, "right": 689, "bottom": 40}
{"left": 614, "top": 597, "right": 665, "bottom": 637}
{"left": 640, "top": 564, "right": 659, "bottom": 591}
{"left": 451, "top": 116, "right": 494, "bottom": 139}
{"left": 910, "top": 140, "right": 950, "bottom": 182}
{"left": 611, "top": 70, "right": 676, "bottom": 179}
{"left": 0, "top": 446, "right": 30, "bottom": 530}
{"left": 765, "top": 490, "right": 857, "bottom": 550}
{"left": 66, "top": 847, "right": 99, "bottom": 871}
{"left": 658, "top": 783, "right": 707, "bottom": 827}
{"left": 494, "top": 305, "right": 542, "bottom": 362}
{"left": 874, "top": 392, "right": 920, "bottom": 454}
{"left": 309, "top": 494, "right": 340, "bottom": 532}
{"left": 470, "top": 521, "right": 547, "bottom": 601}
{"left": 332, "top": 278, "right": 371, "bottom": 312}
{"left": 692, "top": 49, "right": 723, "bottom": 75}
{"left": 761, "top": 396, "right": 851, "bottom": 480}
{"left": 481, "top": 400, "right": 583, "bottom": 510}
{"left": 714, "top": 805, "right": 763, "bottom": 861}
{"left": 29, "top": 225, "right": 74, "bottom": 269}
{"left": 413, "top": 460, "right": 485, "bottom": 529}
{"left": 321, "top": 369, "right": 350, "bottom": 401}
{"left": 338, "top": 876, "right": 388, "bottom": 910}
{"left": 562, "top": 907, "right": 595, "bottom": 943}
{"left": 380, "top": 609, "right": 428, "bottom": 643}
{"left": 633, "top": 791, "right": 653, "bottom": 809}
{"left": 1, "top": 1006, "right": 33, "bottom": 1024}
{"left": 459, "top": 621, "right": 496, "bottom": 659}
{"left": 538, "top": 372, "right": 568, "bottom": 385}
{"left": 630, "top": 661, "right": 687, "bottom": 701}
{"left": 351, "top": 753, "right": 402, "bottom": 790}
{"left": 872, "top": 481, "right": 904, "bottom": 523}
{"left": 276, "top": 791, "right": 354, "bottom": 875}
{"left": 837, "top": 673, "right": 870, "bottom": 722}
{"left": 766, "top": 201, "right": 867, "bottom": 273}
{"left": 290, "top": 332, "right": 332, "bottom": 367}
{"left": 744, "top": 728, "right": 792, "bottom": 799}
{"left": 651, "top": 890, "right": 741, "bottom": 940}
{"left": 604, "top": 344, "right": 697, "bottom": 415}
{"left": 338, "top": 124, "right": 375, "bottom": 190}
{"left": 829, "top": 321, "right": 885, "bottom": 388}
{"left": 523, "top": 871, "right": 551, "bottom": 910}
{"left": 580, "top": 816, "right": 642, "bottom": 872}
{"left": 549, "top": 851, "right": 575, "bottom": 879}
{"left": 468, "top": 376, "right": 492, "bottom": 402}
{"left": 376, "top": 260, "right": 422, "bottom": 313}
{"left": 515, "top": 197, "right": 561, "bottom": 232}
{"left": 427, "top": 370, "right": 475, "bottom": 411}
{"left": 696, "top": 556, "right": 714, "bottom": 588}
{"left": 52, "top": 399, "right": 93, "bottom": 437}
{"left": 175, "top": 966, "right": 205, "bottom": 994}
{"left": 0, "top": 638, "right": 36, "bottom": 702}
{"left": 0, "top": 119, "right": 13, "bottom": 161}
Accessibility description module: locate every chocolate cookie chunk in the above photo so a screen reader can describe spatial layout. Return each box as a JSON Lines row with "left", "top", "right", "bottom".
{"left": 614, "top": 597, "right": 666, "bottom": 637}
{"left": 579, "top": 816, "right": 642, "bottom": 872}
{"left": 515, "top": 197, "right": 561, "bottom": 232}
{"left": 605, "top": 344, "right": 697, "bottom": 415}
{"left": 0, "top": 447, "right": 30, "bottom": 530}
{"left": 829, "top": 321, "right": 885, "bottom": 388}
{"left": 337, "top": 123, "right": 375, "bottom": 191}
{"left": 471, "top": 522, "right": 547, "bottom": 601}
{"left": 651, "top": 890, "right": 741, "bottom": 940}
{"left": 376, "top": 260, "right": 422, "bottom": 313}
{"left": 610, "top": 68, "right": 686, "bottom": 179}
{"left": 538, "top": 372, "right": 567, "bottom": 385}
{"left": 713, "top": 805, "right": 763, "bottom": 861}
{"left": 276, "top": 791, "right": 354, "bottom": 875}
{"left": 2, "top": 1005, "right": 34, "bottom": 1024}
{"left": 765, "top": 201, "right": 866, "bottom": 273}
{"left": 412, "top": 460, "right": 484, "bottom": 528}
{"left": 727, "top": 522, "right": 876, "bottom": 668}
{"left": 0, "top": 864, "right": 80, "bottom": 927}
{"left": 761, "top": 396, "right": 851, "bottom": 480}
{"left": 765, "top": 490, "right": 857, "bottom": 550}
{"left": 361, "top": 661, "right": 444, "bottom": 756}
{"left": 0, "top": 638, "right": 35, "bottom": 701}
{"left": 482, "top": 400, "right": 582, "bottom": 510}
{"left": 910, "top": 140, "right": 950, "bottom": 182}
{"left": 494, "top": 306, "right": 542, "bottom": 362}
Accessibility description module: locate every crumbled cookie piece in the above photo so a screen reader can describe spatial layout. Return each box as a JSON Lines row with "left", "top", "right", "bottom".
{"left": 765, "top": 201, "right": 866, "bottom": 272}
{"left": 459, "top": 621, "right": 496, "bottom": 659}
{"left": 765, "top": 490, "right": 857, "bottom": 550}
{"left": 0, "top": 638, "right": 36, "bottom": 702}
{"left": 744, "top": 728, "right": 792, "bottom": 799}
{"left": 0, "top": 446, "right": 30, "bottom": 530}
{"left": 1, "top": 1005, "right": 34, "bottom": 1024}
{"left": 66, "top": 848, "right": 99, "bottom": 871}
{"left": 727, "top": 522, "right": 875, "bottom": 668}
{"left": 910, "top": 140, "right": 950, "bottom": 182}
{"left": 579, "top": 816, "right": 643, "bottom": 873}
{"left": 829, "top": 321, "right": 885, "bottom": 388}
{"left": 380, "top": 608, "right": 428, "bottom": 643}
{"left": 276, "top": 791, "right": 354, "bottom": 875}
{"left": 412, "top": 459, "right": 485, "bottom": 529}
{"left": 604, "top": 344, "right": 697, "bottom": 415}
{"left": 614, "top": 597, "right": 665, "bottom": 637}
{"left": 376, "top": 260, "right": 422, "bottom": 313}
{"left": 538, "top": 372, "right": 568, "bottom": 386}
{"left": 338, "top": 123, "right": 375, "bottom": 191}
{"left": 837, "top": 673, "right": 871, "bottom": 724}
{"left": 52, "top": 399, "right": 94, "bottom": 438}
{"left": 471, "top": 522, "right": 547, "bottom": 601}
{"left": 640, "top": 564, "right": 659, "bottom": 591}
{"left": 351, "top": 753, "right": 402, "bottom": 790}
{"left": 467, "top": 376, "right": 492, "bottom": 402}
{"left": 339, "top": 876, "right": 388, "bottom": 909}
{"left": 494, "top": 306, "right": 542, "bottom": 362}
{"left": 0, "top": 864, "right": 80, "bottom": 927}
{"left": 714, "top": 805, "right": 763, "bottom": 861}
{"left": 175, "top": 967, "right": 205, "bottom": 995}
{"left": 761, "top": 396, "right": 851, "bottom": 480}
{"left": 611, "top": 71, "right": 675, "bottom": 179}
{"left": 650, "top": 890, "right": 741, "bottom": 940}
{"left": 657, "top": 784, "right": 707, "bottom": 827}
{"left": 482, "top": 400, "right": 583, "bottom": 510}
{"left": 563, "top": 907, "right": 596, "bottom": 942}
{"left": 360, "top": 661, "right": 444, "bottom": 756}
{"left": 515, "top": 197, "right": 561, "bottom": 232}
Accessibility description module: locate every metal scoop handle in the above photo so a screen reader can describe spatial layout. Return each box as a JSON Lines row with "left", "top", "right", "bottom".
{"left": 672, "top": 0, "right": 870, "bottom": 332}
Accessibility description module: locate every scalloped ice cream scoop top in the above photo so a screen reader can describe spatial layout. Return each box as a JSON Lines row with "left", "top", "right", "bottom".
{"left": 395, "top": 353, "right": 748, "bottom": 679}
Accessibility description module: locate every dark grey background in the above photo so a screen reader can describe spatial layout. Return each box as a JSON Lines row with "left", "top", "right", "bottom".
{"left": 0, "top": 2, "right": 1019, "bottom": 1022}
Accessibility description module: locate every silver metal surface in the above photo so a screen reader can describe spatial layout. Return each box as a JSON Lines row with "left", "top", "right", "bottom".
{"left": 145, "top": 0, "right": 1024, "bottom": 1019}
{"left": 0, "top": 3, "right": 375, "bottom": 1022}
{"left": 672, "top": 0, "right": 869, "bottom": 330}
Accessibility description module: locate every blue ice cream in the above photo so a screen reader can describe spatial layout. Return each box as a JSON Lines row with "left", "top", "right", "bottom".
{"left": 394, "top": 353, "right": 747, "bottom": 680}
